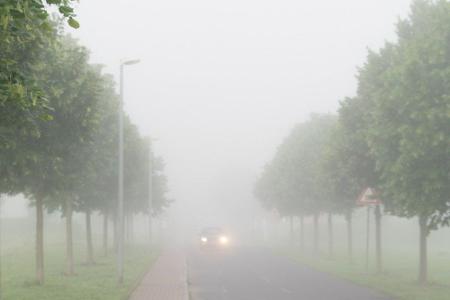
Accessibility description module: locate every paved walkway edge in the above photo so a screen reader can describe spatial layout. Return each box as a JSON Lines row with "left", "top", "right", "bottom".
{"left": 129, "top": 249, "right": 188, "bottom": 300}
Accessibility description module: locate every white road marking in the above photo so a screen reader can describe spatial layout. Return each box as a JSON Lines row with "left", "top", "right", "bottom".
{"left": 281, "top": 287, "right": 292, "bottom": 294}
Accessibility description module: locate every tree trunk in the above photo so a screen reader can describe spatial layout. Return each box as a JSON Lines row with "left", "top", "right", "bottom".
{"left": 86, "top": 209, "right": 94, "bottom": 264}
{"left": 0, "top": 195, "right": 2, "bottom": 294}
{"left": 158, "top": 219, "right": 164, "bottom": 244}
{"left": 313, "top": 213, "right": 319, "bottom": 255}
{"left": 346, "top": 210, "right": 353, "bottom": 264}
{"left": 113, "top": 213, "right": 117, "bottom": 253}
{"left": 328, "top": 212, "right": 333, "bottom": 258}
{"left": 374, "top": 204, "right": 382, "bottom": 273}
{"left": 299, "top": 214, "right": 304, "bottom": 252}
{"left": 65, "top": 198, "right": 74, "bottom": 275}
{"left": 289, "top": 216, "right": 294, "bottom": 246}
{"left": 127, "top": 213, "right": 134, "bottom": 244}
{"left": 36, "top": 196, "right": 44, "bottom": 284}
{"left": 124, "top": 214, "right": 128, "bottom": 243}
{"left": 148, "top": 213, "right": 153, "bottom": 246}
{"left": 103, "top": 213, "right": 108, "bottom": 257}
{"left": 418, "top": 215, "right": 428, "bottom": 285}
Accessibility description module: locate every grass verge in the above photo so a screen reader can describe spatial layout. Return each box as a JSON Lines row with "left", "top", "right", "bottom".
{"left": 2, "top": 242, "right": 159, "bottom": 300}
{"left": 280, "top": 248, "right": 450, "bottom": 300}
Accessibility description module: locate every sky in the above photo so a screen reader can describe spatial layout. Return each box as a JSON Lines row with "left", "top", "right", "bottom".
{"left": 68, "top": 0, "right": 412, "bottom": 231}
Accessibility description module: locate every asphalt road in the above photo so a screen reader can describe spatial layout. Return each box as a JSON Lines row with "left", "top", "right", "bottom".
{"left": 187, "top": 247, "right": 390, "bottom": 300}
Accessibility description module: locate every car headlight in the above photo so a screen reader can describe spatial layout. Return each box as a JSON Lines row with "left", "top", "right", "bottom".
{"left": 219, "top": 236, "right": 229, "bottom": 244}
{"left": 201, "top": 237, "right": 208, "bottom": 243}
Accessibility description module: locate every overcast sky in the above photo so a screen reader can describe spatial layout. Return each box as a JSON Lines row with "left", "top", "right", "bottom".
{"left": 69, "top": 0, "right": 411, "bottom": 227}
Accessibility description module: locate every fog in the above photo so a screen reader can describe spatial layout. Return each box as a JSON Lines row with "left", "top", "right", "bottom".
{"left": 62, "top": 0, "right": 411, "bottom": 236}
{"left": 3, "top": 0, "right": 450, "bottom": 299}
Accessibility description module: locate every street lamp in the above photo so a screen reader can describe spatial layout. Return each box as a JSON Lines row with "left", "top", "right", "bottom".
{"left": 148, "top": 137, "right": 158, "bottom": 247}
{"left": 123, "top": 59, "right": 140, "bottom": 66}
{"left": 148, "top": 146, "right": 153, "bottom": 246}
{"left": 117, "top": 58, "right": 140, "bottom": 285}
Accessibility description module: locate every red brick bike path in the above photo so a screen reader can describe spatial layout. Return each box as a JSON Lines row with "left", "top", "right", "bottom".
{"left": 128, "top": 249, "right": 188, "bottom": 300}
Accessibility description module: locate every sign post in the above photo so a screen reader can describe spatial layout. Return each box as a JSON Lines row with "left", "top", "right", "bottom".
{"left": 365, "top": 205, "right": 370, "bottom": 272}
{"left": 357, "top": 188, "right": 381, "bottom": 273}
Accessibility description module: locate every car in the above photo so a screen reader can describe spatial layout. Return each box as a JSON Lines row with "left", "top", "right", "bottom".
{"left": 199, "top": 227, "right": 230, "bottom": 248}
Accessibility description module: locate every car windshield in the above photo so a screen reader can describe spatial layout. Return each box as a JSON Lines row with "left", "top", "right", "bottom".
{"left": 201, "top": 228, "right": 223, "bottom": 236}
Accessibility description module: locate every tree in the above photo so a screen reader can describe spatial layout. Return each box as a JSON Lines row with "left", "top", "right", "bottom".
{"left": 0, "top": 3, "right": 174, "bottom": 284}
{"left": 123, "top": 129, "right": 171, "bottom": 243}
{"left": 150, "top": 156, "right": 171, "bottom": 216}
{"left": 0, "top": 0, "right": 78, "bottom": 149}
{"left": 322, "top": 97, "right": 380, "bottom": 265}
{"left": 356, "top": 0, "right": 450, "bottom": 284}
{"left": 46, "top": 37, "right": 104, "bottom": 276}
{"left": 0, "top": 6, "right": 80, "bottom": 279}
{"left": 7, "top": 32, "right": 102, "bottom": 282}
{"left": 75, "top": 73, "right": 119, "bottom": 262}
{"left": 255, "top": 114, "right": 336, "bottom": 253}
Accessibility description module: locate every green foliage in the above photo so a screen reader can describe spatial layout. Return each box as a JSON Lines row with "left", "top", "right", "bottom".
{"left": 254, "top": 114, "right": 336, "bottom": 217}
{"left": 123, "top": 128, "right": 170, "bottom": 216}
{"left": 74, "top": 74, "right": 120, "bottom": 214}
{"left": 257, "top": 0, "right": 450, "bottom": 231}
{"left": 5, "top": 34, "right": 102, "bottom": 210}
{"left": 0, "top": 0, "right": 78, "bottom": 124}
{"left": 75, "top": 107, "right": 171, "bottom": 217}
{"left": 150, "top": 156, "right": 171, "bottom": 215}
{"left": 320, "top": 123, "right": 359, "bottom": 213}
{"left": 0, "top": 0, "right": 169, "bottom": 289}
{"left": 0, "top": 15, "right": 171, "bottom": 217}
{"left": 256, "top": 0, "right": 449, "bottom": 285}
{"left": 358, "top": 0, "right": 450, "bottom": 229}
{"left": 319, "top": 95, "right": 380, "bottom": 215}
{"left": 0, "top": 0, "right": 78, "bottom": 192}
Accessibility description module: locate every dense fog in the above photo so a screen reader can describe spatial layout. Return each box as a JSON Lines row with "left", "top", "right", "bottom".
{"left": 1, "top": 1, "right": 449, "bottom": 299}
{"left": 65, "top": 0, "right": 412, "bottom": 236}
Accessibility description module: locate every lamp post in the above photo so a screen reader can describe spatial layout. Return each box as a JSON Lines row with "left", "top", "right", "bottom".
{"left": 148, "top": 146, "right": 153, "bottom": 246}
{"left": 117, "top": 59, "right": 140, "bottom": 285}
{"left": 147, "top": 137, "right": 159, "bottom": 247}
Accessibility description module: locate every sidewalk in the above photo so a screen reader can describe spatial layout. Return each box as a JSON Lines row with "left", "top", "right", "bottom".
{"left": 128, "top": 249, "right": 188, "bottom": 300}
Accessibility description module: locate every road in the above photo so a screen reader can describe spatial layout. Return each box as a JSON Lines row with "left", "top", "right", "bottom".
{"left": 187, "top": 247, "right": 390, "bottom": 300}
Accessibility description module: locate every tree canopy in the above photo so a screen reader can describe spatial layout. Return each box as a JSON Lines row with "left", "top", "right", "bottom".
{"left": 255, "top": 0, "right": 450, "bottom": 284}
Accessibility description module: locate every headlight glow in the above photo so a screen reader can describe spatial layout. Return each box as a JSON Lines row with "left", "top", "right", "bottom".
{"left": 201, "top": 236, "right": 208, "bottom": 243}
{"left": 219, "top": 236, "right": 229, "bottom": 244}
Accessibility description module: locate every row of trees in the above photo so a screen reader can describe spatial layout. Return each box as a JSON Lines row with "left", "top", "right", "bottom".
{"left": 1, "top": 1, "right": 170, "bottom": 284}
{"left": 254, "top": 0, "right": 449, "bottom": 284}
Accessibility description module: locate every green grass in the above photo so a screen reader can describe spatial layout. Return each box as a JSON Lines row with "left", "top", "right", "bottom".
{"left": 280, "top": 248, "right": 450, "bottom": 300}
{"left": 0, "top": 218, "right": 159, "bottom": 300}
{"left": 2, "top": 242, "right": 158, "bottom": 300}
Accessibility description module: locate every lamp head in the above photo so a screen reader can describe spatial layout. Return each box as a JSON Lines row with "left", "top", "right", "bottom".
{"left": 122, "top": 59, "right": 140, "bottom": 66}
